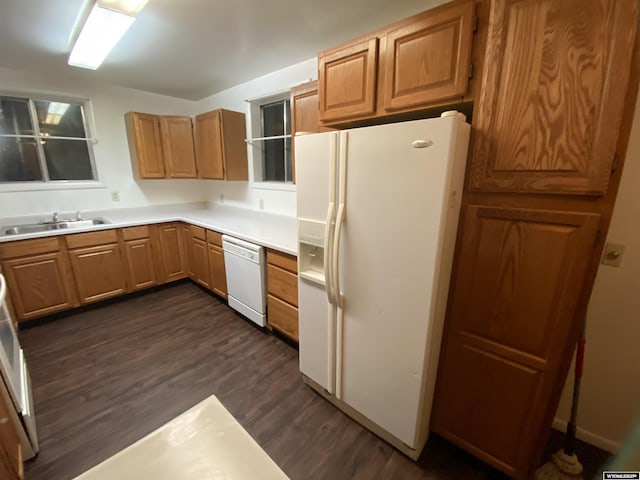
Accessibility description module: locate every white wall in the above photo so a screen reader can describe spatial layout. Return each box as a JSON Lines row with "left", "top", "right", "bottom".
{"left": 554, "top": 89, "right": 640, "bottom": 452}
{"left": 196, "top": 57, "right": 317, "bottom": 217}
{"left": 0, "top": 66, "right": 204, "bottom": 218}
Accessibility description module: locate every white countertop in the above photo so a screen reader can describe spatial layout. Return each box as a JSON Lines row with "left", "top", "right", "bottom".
{"left": 0, "top": 203, "right": 297, "bottom": 255}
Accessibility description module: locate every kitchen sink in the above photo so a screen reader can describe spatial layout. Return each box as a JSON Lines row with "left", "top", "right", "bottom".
{"left": 2, "top": 218, "right": 110, "bottom": 236}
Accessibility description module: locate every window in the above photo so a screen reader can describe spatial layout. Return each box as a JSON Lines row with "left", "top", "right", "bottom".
{"left": 260, "top": 99, "right": 291, "bottom": 183}
{"left": 0, "top": 96, "right": 97, "bottom": 183}
{"left": 248, "top": 95, "right": 292, "bottom": 185}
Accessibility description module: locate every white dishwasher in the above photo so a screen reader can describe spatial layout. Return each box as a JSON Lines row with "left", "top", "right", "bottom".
{"left": 222, "top": 235, "right": 267, "bottom": 327}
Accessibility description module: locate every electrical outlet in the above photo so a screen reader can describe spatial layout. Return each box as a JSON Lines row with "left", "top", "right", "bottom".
{"left": 602, "top": 242, "right": 625, "bottom": 267}
{"left": 111, "top": 191, "right": 120, "bottom": 202}
{"left": 259, "top": 198, "right": 264, "bottom": 210}
{"left": 219, "top": 193, "right": 224, "bottom": 204}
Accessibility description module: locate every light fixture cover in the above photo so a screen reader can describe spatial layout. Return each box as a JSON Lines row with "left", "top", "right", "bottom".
{"left": 68, "top": 4, "right": 135, "bottom": 70}
{"left": 98, "top": 0, "right": 150, "bottom": 16}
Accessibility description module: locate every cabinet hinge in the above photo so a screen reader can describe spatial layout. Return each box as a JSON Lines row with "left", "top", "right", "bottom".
{"left": 594, "top": 230, "right": 603, "bottom": 248}
{"left": 468, "top": 64, "right": 474, "bottom": 80}
{"left": 473, "top": 15, "right": 479, "bottom": 33}
{"left": 611, "top": 153, "right": 619, "bottom": 174}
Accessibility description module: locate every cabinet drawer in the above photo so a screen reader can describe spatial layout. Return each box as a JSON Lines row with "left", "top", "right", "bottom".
{"left": 0, "top": 237, "right": 61, "bottom": 259}
{"left": 267, "top": 264, "right": 298, "bottom": 307}
{"left": 190, "top": 225, "right": 206, "bottom": 241}
{"left": 121, "top": 225, "right": 150, "bottom": 241}
{"left": 66, "top": 230, "right": 118, "bottom": 249}
{"left": 267, "top": 294, "right": 299, "bottom": 342}
{"left": 206, "top": 230, "right": 223, "bottom": 247}
{"left": 267, "top": 250, "right": 297, "bottom": 273}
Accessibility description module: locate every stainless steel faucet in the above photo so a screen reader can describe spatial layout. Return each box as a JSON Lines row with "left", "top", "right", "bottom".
{"left": 52, "top": 212, "right": 59, "bottom": 223}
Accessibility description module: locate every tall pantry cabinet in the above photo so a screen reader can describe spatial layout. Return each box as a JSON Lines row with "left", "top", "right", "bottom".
{"left": 431, "top": 1, "right": 639, "bottom": 479}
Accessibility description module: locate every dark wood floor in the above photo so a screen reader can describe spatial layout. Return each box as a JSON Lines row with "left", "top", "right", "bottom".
{"left": 19, "top": 282, "right": 610, "bottom": 480}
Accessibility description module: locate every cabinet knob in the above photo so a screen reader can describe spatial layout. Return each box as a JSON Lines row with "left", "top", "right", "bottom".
{"left": 412, "top": 140, "right": 433, "bottom": 149}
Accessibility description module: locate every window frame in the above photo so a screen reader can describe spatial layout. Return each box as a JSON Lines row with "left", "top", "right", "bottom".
{"left": 0, "top": 92, "right": 101, "bottom": 190}
{"left": 247, "top": 91, "right": 295, "bottom": 191}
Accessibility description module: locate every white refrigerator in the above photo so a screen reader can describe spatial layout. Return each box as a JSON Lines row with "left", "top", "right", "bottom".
{"left": 295, "top": 112, "right": 470, "bottom": 459}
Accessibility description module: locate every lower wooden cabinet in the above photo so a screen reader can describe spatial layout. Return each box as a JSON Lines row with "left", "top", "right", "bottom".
{"left": 191, "top": 237, "right": 211, "bottom": 289}
{"left": 0, "top": 237, "right": 77, "bottom": 321}
{"left": 206, "top": 230, "right": 227, "bottom": 299}
{"left": 155, "top": 223, "right": 187, "bottom": 283}
{"left": 0, "top": 389, "right": 22, "bottom": 480}
{"left": 266, "top": 250, "right": 299, "bottom": 342}
{"left": 122, "top": 238, "right": 157, "bottom": 291}
{"left": 68, "top": 243, "right": 127, "bottom": 305}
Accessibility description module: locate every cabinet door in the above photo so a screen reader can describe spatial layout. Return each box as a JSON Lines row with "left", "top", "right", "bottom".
{"left": 469, "top": 0, "right": 637, "bottom": 195}
{"left": 194, "top": 110, "right": 224, "bottom": 179}
{"left": 380, "top": 0, "right": 474, "bottom": 111}
{"left": 432, "top": 206, "right": 600, "bottom": 477}
{"left": 126, "top": 112, "right": 165, "bottom": 178}
{"left": 267, "top": 295, "right": 299, "bottom": 342}
{"left": 291, "top": 81, "right": 332, "bottom": 183}
{"left": 123, "top": 238, "right": 157, "bottom": 291}
{"left": 2, "top": 252, "right": 77, "bottom": 321}
{"left": 208, "top": 244, "right": 227, "bottom": 298}
{"left": 0, "top": 390, "right": 21, "bottom": 480}
{"left": 191, "top": 238, "right": 210, "bottom": 289}
{"left": 156, "top": 223, "right": 187, "bottom": 283}
{"left": 160, "top": 116, "right": 198, "bottom": 178}
{"left": 69, "top": 244, "right": 127, "bottom": 304}
{"left": 318, "top": 37, "right": 378, "bottom": 122}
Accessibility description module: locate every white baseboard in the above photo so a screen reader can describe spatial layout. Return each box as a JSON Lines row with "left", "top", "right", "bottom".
{"left": 552, "top": 417, "right": 621, "bottom": 454}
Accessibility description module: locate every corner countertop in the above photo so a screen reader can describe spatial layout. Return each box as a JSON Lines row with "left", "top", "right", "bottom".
{"left": 0, "top": 203, "right": 297, "bottom": 256}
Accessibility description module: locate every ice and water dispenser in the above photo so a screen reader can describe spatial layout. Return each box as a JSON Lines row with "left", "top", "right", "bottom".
{"left": 298, "top": 219, "right": 326, "bottom": 286}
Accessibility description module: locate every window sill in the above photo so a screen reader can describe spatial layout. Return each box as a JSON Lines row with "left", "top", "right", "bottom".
{"left": 250, "top": 181, "right": 296, "bottom": 192}
{"left": 0, "top": 180, "right": 107, "bottom": 193}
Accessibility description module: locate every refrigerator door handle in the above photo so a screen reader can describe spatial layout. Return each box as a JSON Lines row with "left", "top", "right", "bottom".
{"left": 332, "top": 132, "right": 348, "bottom": 308}
{"left": 323, "top": 201, "right": 336, "bottom": 305}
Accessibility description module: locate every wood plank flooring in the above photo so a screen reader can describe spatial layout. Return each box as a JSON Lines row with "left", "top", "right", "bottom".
{"left": 18, "top": 282, "right": 610, "bottom": 480}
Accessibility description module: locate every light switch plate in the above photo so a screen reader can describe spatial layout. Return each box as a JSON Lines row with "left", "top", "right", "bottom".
{"left": 601, "top": 242, "right": 625, "bottom": 267}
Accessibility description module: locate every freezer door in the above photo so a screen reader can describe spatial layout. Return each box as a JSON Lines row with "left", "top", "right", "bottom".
{"left": 337, "top": 117, "right": 469, "bottom": 448}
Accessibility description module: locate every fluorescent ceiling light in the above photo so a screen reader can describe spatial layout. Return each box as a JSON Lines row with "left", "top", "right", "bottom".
{"left": 68, "top": 3, "right": 135, "bottom": 70}
{"left": 98, "top": 0, "right": 150, "bottom": 16}
{"left": 44, "top": 102, "right": 71, "bottom": 125}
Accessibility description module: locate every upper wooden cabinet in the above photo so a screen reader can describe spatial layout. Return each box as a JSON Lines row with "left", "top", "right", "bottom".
{"left": 379, "top": 0, "right": 474, "bottom": 111}
{"left": 318, "top": 38, "right": 379, "bottom": 122}
{"left": 160, "top": 116, "right": 197, "bottom": 178}
{"left": 194, "top": 109, "right": 248, "bottom": 181}
{"left": 125, "top": 112, "right": 165, "bottom": 178}
{"left": 469, "top": 0, "right": 637, "bottom": 195}
{"left": 318, "top": 0, "right": 475, "bottom": 124}
{"left": 126, "top": 112, "right": 197, "bottom": 179}
{"left": 291, "top": 80, "right": 332, "bottom": 182}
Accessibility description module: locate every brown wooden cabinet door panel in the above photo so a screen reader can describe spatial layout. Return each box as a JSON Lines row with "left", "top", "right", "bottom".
{"left": 267, "top": 264, "right": 298, "bottom": 307}
{"left": 157, "top": 223, "right": 186, "bottom": 283}
{"left": 192, "top": 238, "right": 210, "bottom": 289}
{"left": 469, "top": 0, "right": 637, "bottom": 195}
{"left": 123, "top": 239, "right": 157, "bottom": 291}
{"left": 195, "top": 110, "right": 224, "bottom": 179}
{"left": 267, "top": 294, "right": 299, "bottom": 342}
{"left": 2, "top": 252, "right": 77, "bottom": 321}
{"left": 160, "top": 116, "right": 197, "bottom": 178}
{"left": 208, "top": 244, "right": 227, "bottom": 298}
{"left": 126, "top": 112, "right": 165, "bottom": 178}
{"left": 69, "top": 244, "right": 127, "bottom": 304}
{"left": 432, "top": 206, "right": 601, "bottom": 476}
{"left": 381, "top": 0, "right": 474, "bottom": 111}
{"left": 0, "top": 390, "right": 21, "bottom": 480}
{"left": 318, "top": 37, "right": 378, "bottom": 122}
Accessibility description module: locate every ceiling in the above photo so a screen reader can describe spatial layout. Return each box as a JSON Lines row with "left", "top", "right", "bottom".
{"left": 0, "top": 0, "right": 447, "bottom": 101}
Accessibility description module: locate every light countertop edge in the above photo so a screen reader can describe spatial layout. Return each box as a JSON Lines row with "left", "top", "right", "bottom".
{"left": 0, "top": 204, "right": 298, "bottom": 256}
